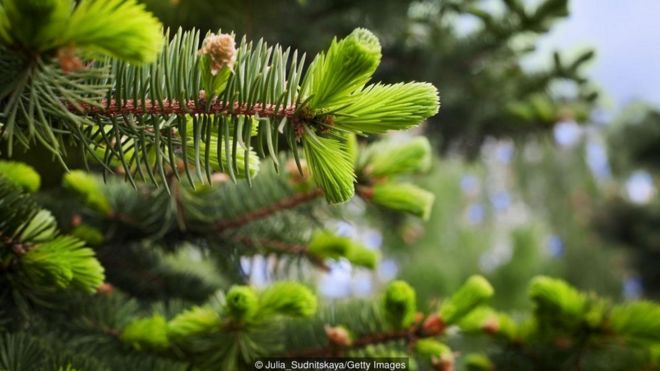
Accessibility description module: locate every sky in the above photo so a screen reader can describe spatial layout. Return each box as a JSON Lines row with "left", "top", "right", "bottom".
{"left": 530, "top": 0, "right": 660, "bottom": 111}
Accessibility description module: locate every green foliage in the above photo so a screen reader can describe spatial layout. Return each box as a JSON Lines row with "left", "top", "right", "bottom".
{"left": 480, "top": 277, "right": 660, "bottom": 370}
{"left": 606, "top": 107, "right": 660, "bottom": 173}
{"left": 167, "top": 306, "right": 221, "bottom": 341}
{"left": 361, "top": 137, "right": 432, "bottom": 178}
{"left": 225, "top": 285, "right": 259, "bottom": 322}
{"left": 62, "top": 170, "right": 111, "bottom": 215}
{"left": 307, "top": 230, "right": 352, "bottom": 259}
{"left": 201, "top": 62, "right": 232, "bottom": 99}
{"left": 529, "top": 275, "right": 586, "bottom": 320}
{"left": 307, "top": 230, "right": 378, "bottom": 268}
{"left": 306, "top": 28, "right": 381, "bottom": 109}
{"left": 345, "top": 244, "right": 378, "bottom": 269}
{"left": 0, "top": 333, "right": 49, "bottom": 371}
{"left": 1, "top": 14, "right": 438, "bottom": 203}
{"left": 370, "top": 183, "right": 435, "bottom": 220}
{"left": 0, "top": 160, "right": 40, "bottom": 192}
{"left": 383, "top": 280, "right": 416, "bottom": 329}
{"left": 22, "top": 236, "right": 105, "bottom": 293}
{"left": 506, "top": 92, "right": 588, "bottom": 123}
{"left": 303, "top": 130, "right": 355, "bottom": 203}
{"left": 440, "top": 275, "right": 494, "bottom": 325}
{"left": 0, "top": 178, "right": 41, "bottom": 247}
{"left": 414, "top": 338, "right": 451, "bottom": 357}
{"left": 0, "top": 177, "right": 104, "bottom": 300}
{"left": 4, "top": 151, "right": 392, "bottom": 291}
{"left": 333, "top": 83, "right": 439, "bottom": 134}
{"left": 464, "top": 353, "right": 494, "bottom": 371}
{"left": 457, "top": 306, "right": 496, "bottom": 333}
{"left": 609, "top": 301, "right": 660, "bottom": 344}
{"left": 257, "top": 281, "right": 317, "bottom": 318}
{"left": 414, "top": 339, "right": 453, "bottom": 369}
{"left": 0, "top": 0, "right": 162, "bottom": 63}
{"left": 20, "top": 209, "right": 58, "bottom": 242}
{"left": 121, "top": 314, "right": 170, "bottom": 350}
{"left": 63, "top": 0, "right": 163, "bottom": 63}
{"left": 596, "top": 106, "right": 660, "bottom": 297}
{"left": 3, "top": 1, "right": 660, "bottom": 370}
{"left": 22, "top": 237, "right": 74, "bottom": 289}
{"left": 70, "top": 224, "right": 104, "bottom": 246}
{"left": 344, "top": 132, "right": 359, "bottom": 165}
{"left": 183, "top": 117, "right": 261, "bottom": 179}
{"left": 0, "top": 0, "right": 73, "bottom": 50}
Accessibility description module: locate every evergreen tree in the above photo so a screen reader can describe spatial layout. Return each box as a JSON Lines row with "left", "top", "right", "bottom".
{"left": 0, "top": 1, "right": 659, "bottom": 370}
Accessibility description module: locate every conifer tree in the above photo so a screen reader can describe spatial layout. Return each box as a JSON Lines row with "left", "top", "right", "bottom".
{"left": 0, "top": 1, "right": 659, "bottom": 371}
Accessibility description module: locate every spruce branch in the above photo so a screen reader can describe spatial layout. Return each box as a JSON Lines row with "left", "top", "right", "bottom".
{"left": 58, "top": 169, "right": 348, "bottom": 271}
{"left": 0, "top": 173, "right": 105, "bottom": 296}
{"left": 214, "top": 187, "right": 323, "bottom": 232}
{"left": 2, "top": 19, "right": 439, "bottom": 203}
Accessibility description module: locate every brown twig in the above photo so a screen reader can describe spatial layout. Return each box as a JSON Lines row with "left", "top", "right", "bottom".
{"left": 0, "top": 231, "right": 35, "bottom": 256}
{"left": 215, "top": 188, "right": 324, "bottom": 232}
{"left": 286, "top": 315, "right": 446, "bottom": 357}
{"left": 71, "top": 98, "right": 298, "bottom": 119}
